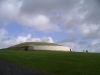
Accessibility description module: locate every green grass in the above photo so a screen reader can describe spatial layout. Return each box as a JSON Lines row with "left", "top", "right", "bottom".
{"left": 0, "top": 50, "right": 100, "bottom": 75}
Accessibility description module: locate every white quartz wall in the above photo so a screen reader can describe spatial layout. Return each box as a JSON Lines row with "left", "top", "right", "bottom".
{"left": 28, "top": 45, "right": 70, "bottom": 51}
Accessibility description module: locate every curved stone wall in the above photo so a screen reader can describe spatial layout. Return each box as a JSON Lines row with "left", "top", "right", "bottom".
{"left": 28, "top": 45, "right": 71, "bottom": 51}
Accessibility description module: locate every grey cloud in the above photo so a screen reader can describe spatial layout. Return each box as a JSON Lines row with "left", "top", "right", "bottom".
{"left": 61, "top": 0, "right": 100, "bottom": 28}
{"left": 82, "top": 30, "right": 100, "bottom": 39}
{"left": 81, "top": 24, "right": 100, "bottom": 39}
{"left": 0, "top": 38, "right": 16, "bottom": 48}
{"left": 0, "top": 0, "right": 3, "bottom": 3}
{"left": 56, "top": 35, "right": 77, "bottom": 43}
{"left": 87, "top": 41, "right": 100, "bottom": 52}
{"left": 63, "top": 0, "right": 100, "bottom": 39}
{"left": 81, "top": 0, "right": 100, "bottom": 24}
{"left": 19, "top": 0, "right": 80, "bottom": 27}
{"left": 78, "top": 41, "right": 88, "bottom": 45}
{"left": 1, "top": 37, "right": 14, "bottom": 41}
{"left": 93, "top": 43, "right": 100, "bottom": 47}
{"left": 1, "top": 0, "right": 100, "bottom": 32}
{"left": 41, "top": 36, "right": 53, "bottom": 43}
{"left": 20, "top": 0, "right": 79, "bottom": 15}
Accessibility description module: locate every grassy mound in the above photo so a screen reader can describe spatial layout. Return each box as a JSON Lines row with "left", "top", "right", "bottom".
{"left": 7, "top": 42, "right": 61, "bottom": 50}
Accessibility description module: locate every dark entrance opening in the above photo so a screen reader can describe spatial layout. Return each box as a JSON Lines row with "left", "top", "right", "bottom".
{"left": 70, "top": 49, "right": 71, "bottom": 52}
{"left": 25, "top": 46, "right": 28, "bottom": 51}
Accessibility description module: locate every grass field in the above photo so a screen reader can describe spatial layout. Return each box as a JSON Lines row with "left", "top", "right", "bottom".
{"left": 0, "top": 50, "right": 100, "bottom": 75}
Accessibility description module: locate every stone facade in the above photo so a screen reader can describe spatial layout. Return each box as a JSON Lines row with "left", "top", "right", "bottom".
{"left": 27, "top": 45, "right": 71, "bottom": 51}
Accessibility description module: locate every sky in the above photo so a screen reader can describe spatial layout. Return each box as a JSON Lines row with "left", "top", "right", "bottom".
{"left": 0, "top": 0, "right": 100, "bottom": 52}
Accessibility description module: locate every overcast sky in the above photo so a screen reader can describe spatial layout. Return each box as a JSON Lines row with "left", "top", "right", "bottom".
{"left": 0, "top": 0, "right": 100, "bottom": 52}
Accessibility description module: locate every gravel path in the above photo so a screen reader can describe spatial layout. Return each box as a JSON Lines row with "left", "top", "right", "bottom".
{"left": 0, "top": 60, "right": 50, "bottom": 75}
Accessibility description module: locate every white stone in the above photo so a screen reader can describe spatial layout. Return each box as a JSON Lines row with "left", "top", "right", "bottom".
{"left": 27, "top": 45, "right": 71, "bottom": 51}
